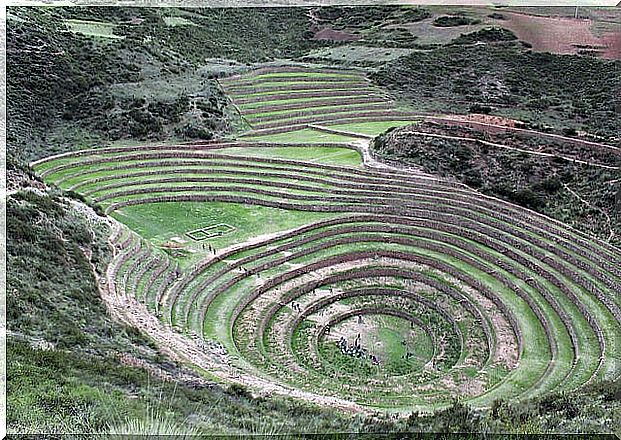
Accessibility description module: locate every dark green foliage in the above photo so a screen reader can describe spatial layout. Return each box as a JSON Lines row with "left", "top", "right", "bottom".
{"left": 371, "top": 45, "right": 621, "bottom": 140}
{"left": 585, "top": 377, "right": 621, "bottom": 402}
{"left": 7, "top": 8, "right": 141, "bottom": 159}
{"left": 469, "top": 103, "right": 492, "bottom": 114}
{"left": 488, "top": 384, "right": 621, "bottom": 434}
{"left": 562, "top": 127, "right": 578, "bottom": 136}
{"left": 500, "top": 187, "right": 545, "bottom": 210}
{"left": 226, "top": 383, "right": 253, "bottom": 400}
{"left": 359, "top": 28, "right": 420, "bottom": 48}
{"left": 175, "top": 122, "right": 215, "bottom": 140}
{"left": 7, "top": 190, "right": 115, "bottom": 349}
{"left": 111, "top": 8, "right": 333, "bottom": 64}
{"left": 55, "top": 6, "right": 141, "bottom": 22}
{"left": 488, "top": 13, "right": 506, "bottom": 20}
{"left": 407, "top": 400, "right": 482, "bottom": 433}
{"left": 433, "top": 15, "right": 482, "bottom": 27}
{"left": 313, "top": 6, "right": 431, "bottom": 30}
{"left": 451, "top": 27, "right": 518, "bottom": 44}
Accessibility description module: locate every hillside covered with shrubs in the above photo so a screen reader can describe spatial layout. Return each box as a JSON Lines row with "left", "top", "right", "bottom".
{"left": 373, "top": 122, "right": 620, "bottom": 246}
{"left": 7, "top": 7, "right": 344, "bottom": 161}
{"left": 371, "top": 44, "right": 621, "bottom": 141}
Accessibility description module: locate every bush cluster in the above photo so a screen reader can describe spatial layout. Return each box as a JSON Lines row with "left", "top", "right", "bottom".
{"left": 433, "top": 15, "right": 482, "bottom": 27}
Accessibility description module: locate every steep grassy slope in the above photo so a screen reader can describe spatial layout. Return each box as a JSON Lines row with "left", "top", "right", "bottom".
{"left": 8, "top": 8, "right": 232, "bottom": 160}
{"left": 7, "top": 7, "right": 344, "bottom": 161}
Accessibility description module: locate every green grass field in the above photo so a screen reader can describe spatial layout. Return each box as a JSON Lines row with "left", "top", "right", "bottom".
{"left": 244, "top": 129, "right": 359, "bottom": 143}
{"left": 327, "top": 121, "right": 419, "bottom": 136}
{"left": 64, "top": 19, "right": 125, "bottom": 39}
{"left": 112, "top": 201, "right": 338, "bottom": 268}
{"left": 220, "top": 146, "right": 363, "bottom": 166}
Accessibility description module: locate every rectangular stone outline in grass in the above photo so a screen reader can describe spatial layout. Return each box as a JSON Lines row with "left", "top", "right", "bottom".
{"left": 186, "top": 223, "right": 236, "bottom": 241}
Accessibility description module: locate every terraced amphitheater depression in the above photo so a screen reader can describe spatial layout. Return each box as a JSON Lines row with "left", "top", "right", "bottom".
{"left": 32, "top": 66, "right": 621, "bottom": 413}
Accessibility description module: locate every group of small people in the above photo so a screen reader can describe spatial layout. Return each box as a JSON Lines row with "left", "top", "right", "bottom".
{"left": 338, "top": 335, "right": 367, "bottom": 359}
{"left": 336, "top": 334, "right": 378, "bottom": 366}
{"left": 401, "top": 339, "right": 414, "bottom": 360}
{"left": 201, "top": 243, "right": 216, "bottom": 254}
{"left": 335, "top": 332, "right": 413, "bottom": 363}
{"left": 337, "top": 335, "right": 381, "bottom": 365}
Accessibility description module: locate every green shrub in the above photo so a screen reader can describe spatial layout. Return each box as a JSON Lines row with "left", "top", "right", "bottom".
{"left": 452, "top": 27, "right": 518, "bottom": 44}
{"left": 488, "top": 13, "right": 506, "bottom": 20}
{"left": 433, "top": 15, "right": 481, "bottom": 27}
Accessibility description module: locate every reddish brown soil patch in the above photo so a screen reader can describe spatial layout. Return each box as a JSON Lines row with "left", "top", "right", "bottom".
{"left": 502, "top": 12, "right": 618, "bottom": 59}
{"left": 601, "top": 32, "right": 621, "bottom": 59}
{"left": 451, "top": 114, "right": 523, "bottom": 129}
{"left": 314, "top": 28, "right": 360, "bottom": 42}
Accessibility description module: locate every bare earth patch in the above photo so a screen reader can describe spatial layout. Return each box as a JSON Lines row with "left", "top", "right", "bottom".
{"left": 450, "top": 113, "right": 523, "bottom": 129}
{"left": 502, "top": 12, "right": 618, "bottom": 59}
